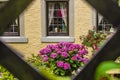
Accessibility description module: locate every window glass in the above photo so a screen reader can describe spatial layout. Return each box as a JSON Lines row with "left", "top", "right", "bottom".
{"left": 47, "top": 1, "right": 69, "bottom": 36}
{"left": 97, "top": 14, "right": 114, "bottom": 34}
{"left": 2, "top": 19, "right": 20, "bottom": 36}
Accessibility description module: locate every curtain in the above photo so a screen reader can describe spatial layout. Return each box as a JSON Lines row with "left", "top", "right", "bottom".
{"left": 60, "top": 3, "right": 67, "bottom": 31}
{"left": 60, "top": 4, "right": 67, "bottom": 26}
{"left": 48, "top": 3, "right": 54, "bottom": 27}
{"left": 98, "top": 14, "right": 103, "bottom": 24}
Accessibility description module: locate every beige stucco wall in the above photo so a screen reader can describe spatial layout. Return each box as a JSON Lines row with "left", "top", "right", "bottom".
{"left": 74, "top": 0, "right": 92, "bottom": 43}
{"left": 7, "top": 0, "right": 92, "bottom": 59}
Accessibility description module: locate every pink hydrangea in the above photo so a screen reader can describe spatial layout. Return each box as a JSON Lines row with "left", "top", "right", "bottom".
{"left": 61, "top": 52, "right": 69, "bottom": 58}
{"left": 57, "top": 61, "right": 64, "bottom": 68}
{"left": 42, "top": 55, "right": 48, "bottom": 62}
{"left": 50, "top": 53, "right": 57, "bottom": 58}
{"left": 71, "top": 55, "right": 77, "bottom": 60}
{"left": 63, "top": 63, "right": 71, "bottom": 70}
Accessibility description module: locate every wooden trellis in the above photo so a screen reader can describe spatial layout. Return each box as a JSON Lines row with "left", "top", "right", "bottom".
{"left": 0, "top": 0, "right": 120, "bottom": 80}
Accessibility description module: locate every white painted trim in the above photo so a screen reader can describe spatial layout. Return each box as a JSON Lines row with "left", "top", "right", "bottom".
{"left": 41, "top": 36, "right": 74, "bottom": 42}
{"left": 19, "top": 12, "right": 25, "bottom": 36}
{"left": 92, "top": 8, "right": 96, "bottom": 27}
{"left": 0, "top": 37, "right": 28, "bottom": 43}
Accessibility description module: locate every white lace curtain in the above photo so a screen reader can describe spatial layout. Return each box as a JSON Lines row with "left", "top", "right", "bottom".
{"left": 48, "top": 2, "right": 67, "bottom": 29}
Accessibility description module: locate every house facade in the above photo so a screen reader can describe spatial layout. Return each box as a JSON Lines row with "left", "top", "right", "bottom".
{"left": 0, "top": 0, "right": 107, "bottom": 58}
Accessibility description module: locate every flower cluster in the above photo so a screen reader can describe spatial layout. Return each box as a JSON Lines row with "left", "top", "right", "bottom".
{"left": 38, "top": 42, "right": 88, "bottom": 76}
{"left": 80, "top": 30, "right": 107, "bottom": 51}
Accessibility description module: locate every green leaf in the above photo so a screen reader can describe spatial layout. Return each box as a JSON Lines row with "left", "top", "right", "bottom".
{"left": 72, "top": 64, "right": 77, "bottom": 68}
{"left": 60, "top": 70, "right": 65, "bottom": 76}
{"left": 65, "top": 58, "right": 69, "bottom": 61}
{"left": 95, "top": 61, "right": 120, "bottom": 80}
{"left": 70, "top": 60, "right": 74, "bottom": 63}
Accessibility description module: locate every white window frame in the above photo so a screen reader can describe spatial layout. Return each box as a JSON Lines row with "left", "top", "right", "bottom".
{"left": 41, "top": 0, "right": 74, "bottom": 42}
{"left": 0, "top": 13, "right": 28, "bottom": 43}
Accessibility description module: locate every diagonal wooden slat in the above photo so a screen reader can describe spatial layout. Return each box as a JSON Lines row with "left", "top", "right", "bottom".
{"left": 72, "top": 0, "right": 120, "bottom": 80}
{"left": 85, "top": 0, "right": 120, "bottom": 27}
{"left": 0, "top": 41, "right": 47, "bottom": 80}
{"left": 0, "top": 0, "right": 33, "bottom": 35}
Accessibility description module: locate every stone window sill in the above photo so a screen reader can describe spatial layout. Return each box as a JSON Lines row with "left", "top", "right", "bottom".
{"left": 41, "top": 36, "right": 75, "bottom": 42}
{"left": 0, "top": 37, "right": 28, "bottom": 43}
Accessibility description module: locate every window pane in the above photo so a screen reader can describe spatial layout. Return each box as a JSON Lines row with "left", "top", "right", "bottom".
{"left": 47, "top": 1, "right": 68, "bottom": 36}
{"left": 97, "top": 14, "right": 114, "bottom": 34}
{"left": 2, "top": 19, "right": 20, "bottom": 36}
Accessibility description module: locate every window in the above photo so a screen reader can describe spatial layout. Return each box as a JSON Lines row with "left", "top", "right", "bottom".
{"left": 0, "top": 0, "right": 19, "bottom": 36}
{"left": 0, "top": 0, "right": 27, "bottom": 42}
{"left": 93, "top": 0, "right": 119, "bottom": 34}
{"left": 2, "top": 19, "right": 20, "bottom": 36}
{"left": 41, "top": 0, "right": 74, "bottom": 42}
{"left": 96, "top": 13, "right": 114, "bottom": 34}
{"left": 93, "top": 11, "right": 116, "bottom": 34}
{"left": 46, "top": 1, "right": 68, "bottom": 36}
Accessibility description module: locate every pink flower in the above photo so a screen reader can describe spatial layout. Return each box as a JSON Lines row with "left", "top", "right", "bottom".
{"left": 63, "top": 63, "right": 71, "bottom": 70}
{"left": 74, "top": 44, "right": 81, "bottom": 49}
{"left": 71, "top": 55, "right": 77, "bottom": 60}
{"left": 78, "top": 49, "right": 88, "bottom": 55}
{"left": 42, "top": 55, "right": 48, "bottom": 62}
{"left": 57, "top": 61, "right": 64, "bottom": 68}
{"left": 61, "top": 47, "right": 67, "bottom": 52}
{"left": 68, "top": 45, "right": 75, "bottom": 51}
{"left": 50, "top": 53, "right": 57, "bottom": 58}
{"left": 57, "top": 50, "right": 61, "bottom": 54}
{"left": 39, "top": 48, "right": 51, "bottom": 55}
{"left": 82, "top": 58, "right": 88, "bottom": 64}
{"left": 61, "top": 52, "right": 69, "bottom": 58}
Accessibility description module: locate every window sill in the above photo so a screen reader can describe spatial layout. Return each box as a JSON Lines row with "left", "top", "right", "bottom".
{"left": 41, "top": 36, "right": 75, "bottom": 42}
{"left": 0, "top": 37, "right": 28, "bottom": 43}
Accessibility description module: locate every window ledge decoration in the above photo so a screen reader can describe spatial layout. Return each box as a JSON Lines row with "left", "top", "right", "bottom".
{"left": 41, "top": 36, "right": 74, "bottom": 42}
{"left": 0, "top": 37, "right": 28, "bottom": 43}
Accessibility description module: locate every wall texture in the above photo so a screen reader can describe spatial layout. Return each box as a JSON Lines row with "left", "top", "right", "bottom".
{"left": 7, "top": 0, "right": 92, "bottom": 59}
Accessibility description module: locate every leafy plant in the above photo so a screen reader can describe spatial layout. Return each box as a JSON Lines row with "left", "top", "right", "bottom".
{"left": 38, "top": 42, "right": 88, "bottom": 76}
{"left": 0, "top": 65, "right": 18, "bottom": 80}
{"left": 95, "top": 61, "right": 120, "bottom": 80}
{"left": 80, "top": 30, "right": 107, "bottom": 52}
{"left": 27, "top": 54, "right": 71, "bottom": 80}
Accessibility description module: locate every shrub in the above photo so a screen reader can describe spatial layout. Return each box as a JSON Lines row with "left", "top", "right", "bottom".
{"left": 38, "top": 42, "right": 88, "bottom": 76}
{"left": 80, "top": 30, "right": 107, "bottom": 52}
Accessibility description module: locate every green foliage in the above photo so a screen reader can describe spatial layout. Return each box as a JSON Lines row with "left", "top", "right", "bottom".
{"left": 80, "top": 30, "right": 107, "bottom": 51}
{"left": 95, "top": 61, "right": 120, "bottom": 80}
{"left": 0, "top": 65, "right": 18, "bottom": 80}
{"left": 27, "top": 54, "right": 70, "bottom": 80}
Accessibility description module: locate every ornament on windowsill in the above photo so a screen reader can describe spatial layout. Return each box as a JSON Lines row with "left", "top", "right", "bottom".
{"left": 55, "top": 27, "right": 58, "bottom": 32}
